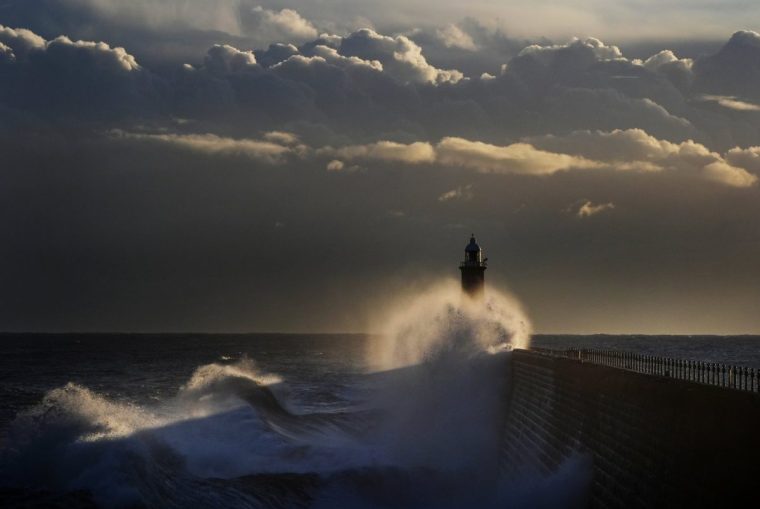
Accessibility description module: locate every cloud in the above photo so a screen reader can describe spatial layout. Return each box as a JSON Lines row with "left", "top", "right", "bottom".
{"left": 0, "top": 25, "right": 46, "bottom": 59}
{"left": 435, "top": 24, "right": 477, "bottom": 51}
{"left": 48, "top": 35, "right": 141, "bottom": 72}
{"left": 326, "top": 159, "right": 345, "bottom": 171}
{"left": 576, "top": 200, "right": 614, "bottom": 218}
{"left": 641, "top": 50, "right": 692, "bottom": 72}
{"left": 340, "top": 29, "right": 464, "bottom": 84}
{"left": 304, "top": 44, "right": 383, "bottom": 71}
{"left": 203, "top": 44, "right": 258, "bottom": 74}
{"left": 697, "top": 95, "right": 760, "bottom": 112}
{"left": 438, "top": 185, "right": 474, "bottom": 202}
{"left": 0, "top": 25, "right": 139, "bottom": 71}
{"left": 516, "top": 37, "right": 624, "bottom": 66}
{"left": 112, "top": 131, "right": 295, "bottom": 164}
{"left": 0, "top": 42, "right": 15, "bottom": 63}
{"left": 320, "top": 141, "right": 436, "bottom": 164}
{"left": 725, "top": 146, "right": 760, "bottom": 174}
{"left": 0, "top": 25, "right": 159, "bottom": 117}
{"left": 638, "top": 50, "right": 694, "bottom": 92}
{"left": 435, "top": 137, "right": 601, "bottom": 174}
{"left": 263, "top": 131, "right": 300, "bottom": 145}
{"left": 693, "top": 31, "right": 760, "bottom": 100}
{"left": 255, "top": 43, "right": 300, "bottom": 68}
{"left": 243, "top": 6, "right": 319, "bottom": 43}
{"left": 3, "top": 23, "right": 760, "bottom": 172}
{"left": 320, "top": 137, "right": 588, "bottom": 177}
{"left": 530, "top": 129, "right": 758, "bottom": 187}
{"left": 701, "top": 160, "right": 757, "bottom": 187}
{"left": 314, "top": 129, "right": 757, "bottom": 187}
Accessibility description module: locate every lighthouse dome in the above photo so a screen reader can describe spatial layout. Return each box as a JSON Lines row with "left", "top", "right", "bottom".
{"left": 465, "top": 235, "right": 480, "bottom": 252}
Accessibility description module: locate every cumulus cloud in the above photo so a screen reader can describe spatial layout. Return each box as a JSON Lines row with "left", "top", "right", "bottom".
{"left": 340, "top": 29, "right": 463, "bottom": 84}
{"left": 0, "top": 24, "right": 139, "bottom": 71}
{"left": 0, "top": 25, "right": 45, "bottom": 59}
{"left": 326, "top": 159, "right": 345, "bottom": 171}
{"left": 48, "top": 35, "right": 141, "bottom": 72}
{"left": 576, "top": 200, "right": 615, "bottom": 218}
{"left": 435, "top": 24, "right": 477, "bottom": 51}
{"left": 3, "top": 23, "right": 760, "bottom": 181}
{"left": 639, "top": 49, "right": 694, "bottom": 91}
{"left": 693, "top": 30, "right": 760, "bottom": 100}
{"left": 0, "top": 25, "right": 158, "bottom": 116}
{"left": 203, "top": 44, "right": 258, "bottom": 74}
{"left": 243, "top": 6, "right": 319, "bottom": 43}
{"left": 305, "top": 44, "right": 383, "bottom": 71}
{"left": 726, "top": 146, "right": 760, "bottom": 173}
{"left": 517, "top": 37, "right": 624, "bottom": 66}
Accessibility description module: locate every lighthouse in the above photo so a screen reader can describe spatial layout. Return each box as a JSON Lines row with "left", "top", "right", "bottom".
{"left": 459, "top": 234, "right": 487, "bottom": 299}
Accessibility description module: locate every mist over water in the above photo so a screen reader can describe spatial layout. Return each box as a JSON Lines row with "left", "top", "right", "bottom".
{"left": 0, "top": 282, "right": 591, "bottom": 508}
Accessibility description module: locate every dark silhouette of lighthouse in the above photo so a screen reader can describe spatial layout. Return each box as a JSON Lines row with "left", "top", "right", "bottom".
{"left": 459, "top": 234, "right": 487, "bottom": 298}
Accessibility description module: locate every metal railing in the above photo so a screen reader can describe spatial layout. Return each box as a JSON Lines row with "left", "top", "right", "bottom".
{"left": 528, "top": 347, "right": 760, "bottom": 393}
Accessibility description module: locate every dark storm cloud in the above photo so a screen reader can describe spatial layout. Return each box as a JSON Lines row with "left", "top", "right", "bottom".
{"left": 3, "top": 17, "right": 760, "bottom": 148}
{"left": 3, "top": 5, "right": 760, "bottom": 333}
{"left": 0, "top": 25, "right": 163, "bottom": 119}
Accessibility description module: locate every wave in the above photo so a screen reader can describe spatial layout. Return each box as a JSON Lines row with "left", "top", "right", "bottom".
{"left": 0, "top": 281, "right": 590, "bottom": 508}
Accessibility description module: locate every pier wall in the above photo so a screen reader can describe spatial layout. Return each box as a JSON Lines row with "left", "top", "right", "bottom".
{"left": 501, "top": 350, "right": 760, "bottom": 507}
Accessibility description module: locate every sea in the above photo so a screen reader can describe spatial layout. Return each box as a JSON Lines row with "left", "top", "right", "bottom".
{"left": 2, "top": 293, "right": 760, "bottom": 508}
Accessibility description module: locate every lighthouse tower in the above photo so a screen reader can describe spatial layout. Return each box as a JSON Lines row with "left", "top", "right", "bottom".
{"left": 459, "top": 234, "right": 487, "bottom": 298}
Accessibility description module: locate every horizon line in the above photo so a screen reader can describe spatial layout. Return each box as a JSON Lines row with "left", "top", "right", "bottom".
{"left": 2, "top": 331, "right": 760, "bottom": 337}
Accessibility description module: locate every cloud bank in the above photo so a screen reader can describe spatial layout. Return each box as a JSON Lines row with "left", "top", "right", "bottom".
{"left": 3, "top": 7, "right": 760, "bottom": 333}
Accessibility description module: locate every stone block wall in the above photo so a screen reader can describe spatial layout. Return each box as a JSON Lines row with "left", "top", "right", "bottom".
{"left": 501, "top": 350, "right": 760, "bottom": 507}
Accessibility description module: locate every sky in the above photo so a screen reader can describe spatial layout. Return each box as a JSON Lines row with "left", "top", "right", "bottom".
{"left": 1, "top": 0, "right": 760, "bottom": 334}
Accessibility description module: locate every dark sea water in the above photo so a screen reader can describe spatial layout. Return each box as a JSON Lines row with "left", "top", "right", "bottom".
{"left": 1, "top": 331, "right": 758, "bottom": 508}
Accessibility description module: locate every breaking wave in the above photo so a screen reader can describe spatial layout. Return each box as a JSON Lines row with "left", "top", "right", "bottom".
{"left": 0, "top": 281, "right": 589, "bottom": 508}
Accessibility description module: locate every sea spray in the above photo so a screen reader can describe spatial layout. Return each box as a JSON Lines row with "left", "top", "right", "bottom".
{"left": 366, "top": 279, "right": 531, "bottom": 371}
{"left": 355, "top": 280, "right": 532, "bottom": 474}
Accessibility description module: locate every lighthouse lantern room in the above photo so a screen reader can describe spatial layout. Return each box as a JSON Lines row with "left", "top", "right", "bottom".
{"left": 459, "top": 234, "right": 487, "bottom": 298}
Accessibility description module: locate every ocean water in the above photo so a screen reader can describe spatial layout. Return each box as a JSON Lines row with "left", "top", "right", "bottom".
{"left": 1, "top": 288, "right": 758, "bottom": 508}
